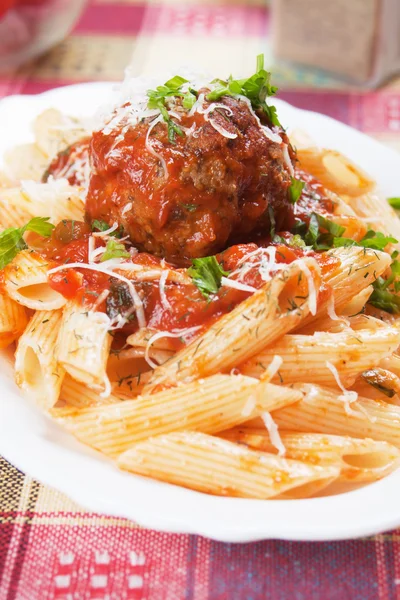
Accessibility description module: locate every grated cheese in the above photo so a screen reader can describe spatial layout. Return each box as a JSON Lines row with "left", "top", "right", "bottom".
{"left": 261, "top": 412, "right": 286, "bottom": 456}
{"left": 325, "top": 361, "right": 360, "bottom": 417}
{"left": 327, "top": 293, "right": 350, "bottom": 326}
{"left": 48, "top": 262, "right": 146, "bottom": 329}
{"left": 144, "top": 326, "right": 202, "bottom": 369}
{"left": 145, "top": 114, "right": 169, "bottom": 179}
{"left": 241, "top": 395, "right": 256, "bottom": 417}
{"left": 220, "top": 277, "right": 257, "bottom": 294}
{"left": 159, "top": 270, "right": 172, "bottom": 311}
{"left": 296, "top": 259, "right": 318, "bottom": 316}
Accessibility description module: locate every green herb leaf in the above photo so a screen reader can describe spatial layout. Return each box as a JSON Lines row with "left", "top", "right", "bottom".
{"left": 369, "top": 281, "right": 400, "bottom": 314}
{"left": 334, "top": 230, "right": 397, "bottom": 251}
{"left": 147, "top": 77, "right": 188, "bottom": 144}
{"left": 388, "top": 197, "right": 400, "bottom": 210}
{"left": 205, "top": 54, "right": 282, "bottom": 128}
{"left": 188, "top": 256, "right": 229, "bottom": 299}
{"left": 92, "top": 219, "right": 111, "bottom": 232}
{"left": 183, "top": 90, "right": 197, "bottom": 110}
{"left": 180, "top": 203, "right": 197, "bottom": 213}
{"left": 0, "top": 217, "right": 54, "bottom": 270}
{"left": 288, "top": 177, "right": 305, "bottom": 204}
{"left": 101, "top": 239, "right": 130, "bottom": 262}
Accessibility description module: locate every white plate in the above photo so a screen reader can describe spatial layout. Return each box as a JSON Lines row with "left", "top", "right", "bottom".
{"left": 0, "top": 82, "right": 399, "bottom": 543}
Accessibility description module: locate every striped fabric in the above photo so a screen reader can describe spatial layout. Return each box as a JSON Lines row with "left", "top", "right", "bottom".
{"left": 0, "top": 1, "right": 399, "bottom": 598}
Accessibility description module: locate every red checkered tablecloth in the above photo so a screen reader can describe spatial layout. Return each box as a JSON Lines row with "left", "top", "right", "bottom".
{"left": 0, "top": 1, "right": 400, "bottom": 598}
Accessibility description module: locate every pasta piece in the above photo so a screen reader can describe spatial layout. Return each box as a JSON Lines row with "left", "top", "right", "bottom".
{"left": 272, "top": 384, "right": 400, "bottom": 448}
{"left": 340, "top": 285, "right": 373, "bottom": 317}
{"left": 144, "top": 257, "right": 321, "bottom": 391}
{"left": 59, "top": 375, "right": 123, "bottom": 409}
{"left": 127, "top": 328, "right": 178, "bottom": 351}
{"left": 57, "top": 302, "right": 112, "bottom": 395}
{"left": 299, "top": 247, "right": 391, "bottom": 331}
{"left": 19, "top": 180, "right": 84, "bottom": 223}
{"left": 15, "top": 309, "right": 65, "bottom": 409}
{"left": 297, "top": 148, "right": 375, "bottom": 197}
{"left": 55, "top": 376, "right": 302, "bottom": 457}
{"left": 0, "top": 293, "right": 28, "bottom": 348}
{"left": 4, "top": 250, "right": 67, "bottom": 310}
{"left": 117, "top": 432, "right": 340, "bottom": 499}
{"left": 349, "top": 192, "right": 400, "bottom": 248}
{"left": 33, "top": 108, "right": 90, "bottom": 159}
{"left": 107, "top": 349, "right": 162, "bottom": 399}
{"left": 0, "top": 193, "right": 34, "bottom": 228}
{"left": 3, "top": 143, "right": 48, "bottom": 182}
{"left": 219, "top": 428, "right": 400, "bottom": 483}
{"left": 241, "top": 317, "right": 399, "bottom": 387}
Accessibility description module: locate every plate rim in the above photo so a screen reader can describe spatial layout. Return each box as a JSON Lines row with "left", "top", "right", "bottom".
{"left": 0, "top": 82, "right": 399, "bottom": 543}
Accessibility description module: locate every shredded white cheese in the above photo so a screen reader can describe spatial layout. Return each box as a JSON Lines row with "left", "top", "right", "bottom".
{"left": 48, "top": 262, "right": 146, "bottom": 329}
{"left": 296, "top": 259, "right": 318, "bottom": 316}
{"left": 220, "top": 276, "right": 257, "bottom": 293}
{"left": 325, "top": 361, "right": 360, "bottom": 417}
{"left": 263, "top": 355, "right": 283, "bottom": 382}
{"left": 327, "top": 294, "right": 350, "bottom": 326}
{"left": 159, "top": 270, "right": 172, "bottom": 311}
{"left": 241, "top": 395, "right": 257, "bottom": 417}
{"left": 261, "top": 412, "right": 286, "bottom": 456}
{"left": 144, "top": 326, "right": 202, "bottom": 369}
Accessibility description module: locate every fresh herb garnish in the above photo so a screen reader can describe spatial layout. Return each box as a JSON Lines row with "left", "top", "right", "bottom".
{"left": 91, "top": 220, "right": 123, "bottom": 238}
{"left": 180, "top": 203, "right": 197, "bottom": 213}
{"left": 302, "top": 213, "right": 346, "bottom": 250}
{"left": 0, "top": 217, "right": 54, "bottom": 269}
{"left": 361, "top": 369, "right": 397, "bottom": 398}
{"left": 101, "top": 239, "right": 130, "bottom": 262}
{"left": 92, "top": 219, "right": 111, "bottom": 233}
{"left": 288, "top": 177, "right": 305, "bottom": 204}
{"left": 388, "top": 197, "right": 400, "bottom": 210}
{"left": 368, "top": 252, "right": 400, "bottom": 314}
{"left": 334, "top": 230, "right": 397, "bottom": 251}
{"left": 206, "top": 54, "right": 282, "bottom": 127}
{"left": 147, "top": 76, "right": 188, "bottom": 143}
{"left": 188, "top": 256, "right": 229, "bottom": 299}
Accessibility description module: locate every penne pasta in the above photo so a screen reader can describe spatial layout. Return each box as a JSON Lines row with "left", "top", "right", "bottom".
{"left": 0, "top": 193, "right": 35, "bottom": 229}
{"left": 144, "top": 257, "right": 321, "bottom": 391}
{"left": 1, "top": 60, "right": 400, "bottom": 503}
{"left": 15, "top": 309, "right": 65, "bottom": 409}
{"left": 55, "top": 376, "right": 302, "bottom": 457}
{"left": 4, "top": 250, "right": 67, "bottom": 310}
{"left": 59, "top": 375, "right": 124, "bottom": 409}
{"left": 297, "top": 148, "right": 375, "bottom": 197}
{"left": 56, "top": 302, "right": 112, "bottom": 394}
{"left": 0, "top": 293, "right": 28, "bottom": 349}
{"left": 3, "top": 143, "right": 48, "bottom": 182}
{"left": 299, "top": 246, "right": 391, "bottom": 331}
{"left": 241, "top": 317, "right": 399, "bottom": 387}
{"left": 272, "top": 383, "right": 400, "bottom": 448}
{"left": 219, "top": 428, "right": 400, "bottom": 483}
{"left": 117, "top": 431, "right": 340, "bottom": 499}
{"left": 33, "top": 108, "right": 91, "bottom": 159}
{"left": 349, "top": 192, "right": 400, "bottom": 248}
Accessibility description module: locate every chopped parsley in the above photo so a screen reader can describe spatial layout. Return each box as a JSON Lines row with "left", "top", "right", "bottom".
{"left": 91, "top": 220, "right": 122, "bottom": 238}
{"left": 0, "top": 217, "right": 54, "bottom": 269}
{"left": 101, "top": 239, "right": 130, "bottom": 262}
{"left": 188, "top": 256, "right": 229, "bottom": 299}
{"left": 368, "top": 252, "right": 400, "bottom": 314}
{"left": 147, "top": 76, "right": 188, "bottom": 143}
{"left": 180, "top": 203, "right": 197, "bottom": 213}
{"left": 288, "top": 177, "right": 305, "bottom": 204}
{"left": 334, "top": 230, "right": 397, "bottom": 251}
{"left": 206, "top": 54, "right": 282, "bottom": 127}
{"left": 388, "top": 197, "right": 400, "bottom": 210}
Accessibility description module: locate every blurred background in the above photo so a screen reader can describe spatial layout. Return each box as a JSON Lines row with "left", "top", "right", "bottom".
{"left": 0, "top": 0, "right": 399, "bottom": 151}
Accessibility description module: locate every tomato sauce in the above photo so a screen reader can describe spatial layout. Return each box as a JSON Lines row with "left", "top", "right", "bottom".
{"left": 33, "top": 214, "right": 339, "bottom": 350}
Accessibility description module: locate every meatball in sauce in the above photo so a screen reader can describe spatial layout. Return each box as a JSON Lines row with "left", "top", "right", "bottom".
{"left": 85, "top": 94, "right": 295, "bottom": 265}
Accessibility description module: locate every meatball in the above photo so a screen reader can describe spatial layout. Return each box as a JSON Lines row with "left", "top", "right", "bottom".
{"left": 85, "top": 96, "right": 294, "bottom": 264}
